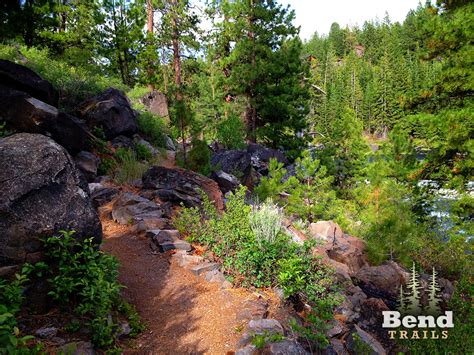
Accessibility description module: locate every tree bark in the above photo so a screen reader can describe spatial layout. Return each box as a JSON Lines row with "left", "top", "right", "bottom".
{"left": 146, "top": 0, "right": 154, "bottom": 89}
{"left": 170, "top": 0, "right": 186, "bottom": 165}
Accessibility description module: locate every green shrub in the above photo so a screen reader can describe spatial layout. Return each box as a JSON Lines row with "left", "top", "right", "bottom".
{"left": 249, "top": 200, "right": 283, "bottom": 247}
{"left": 137, "top": 111, "right": 168, "bottom": 148}
{"left": 97, "top": 156, "right": 117, "bottom": 176}
{"left": 186, "top": 139, "right": 211, "bottom": 176}
{"left": 134, "top": 143, "right": 153, "bottom": 161}
{"left": 216, "top": 113, "right": 246, "bottom": 149}
{"left": 0, "top": 121, "right": 13, "bottom": 138}
{"left": 0, "top": 44, "right": 127, "bottom": 110}
{"left": 0, "top": 272, "right": 36, "bottom": 353}
{"left": 113, "top": 148, "right": 148, "bottom": 185}
{"left": 42, "top": 230, "right": 143, "bottom": 348}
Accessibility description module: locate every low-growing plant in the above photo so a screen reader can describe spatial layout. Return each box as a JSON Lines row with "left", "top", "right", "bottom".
{"left": 0, "top": 272, "right": 36, "bottom": 353}
{"left": 41, "top": 230, "right": 143, "bottom": 348}
{"left": 113, "top": 148, "right": 148, "bottom": 185}
{"left": 137, "top": 111, "right": 168, "bottom": 148}
{"left": 134, "top": 143, "right": 153, "bottom": 161}
{"left": 251, "top": 332, "right": 285, "bottom": 349}
{"left": 249, "top": 199, "right": 283, "bottom": 247}
{"left": 186, "top": 138, "right": 211, "bottom": 176}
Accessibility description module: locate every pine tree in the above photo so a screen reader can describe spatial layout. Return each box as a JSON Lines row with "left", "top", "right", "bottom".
{"left": 212, "top": 0, "right": 309, "bottom": 150}
{"left": 405, "top": 262, "right": 423, "bottom": 315}
{"left": 427, "top": 267, "right": 443, "bottom": 316}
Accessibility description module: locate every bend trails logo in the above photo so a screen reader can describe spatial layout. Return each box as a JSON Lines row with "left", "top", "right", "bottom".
{"left": 382, "top": 263, "right": 453, "bottom": 340}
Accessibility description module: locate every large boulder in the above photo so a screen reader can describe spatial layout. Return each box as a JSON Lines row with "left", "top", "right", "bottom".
{"left": 141, "top": 90, "right": 169, "bottom": 118}
{"left": 74, "top": 151, "right": 100, "bottom": 182}
{"left": 354, "top": 261, "right": 409, "bottom": 308}
{"left": 211, "top": 170, "right": 240, "bottom": 194}
{"left": 247, "top": 143, "right": 288, "bottom": 165}
{"left": 142, "top": 166, "right": 224, "bottom": 210}
{"left": 0, "top": 133, "right": 102, "bottom": 270}
{"left": 321, "top": 234, "right": 367, "bottom": 276}
{"left": 0, "top": 59, "right": 58, "bottom": 106}
{"left": 77, "top": 88, "right": 138, "bottom": 140}
{"left": 0, "top": 86, "right": 90, "bottom": 154}
{"left": 309, "top": 221, "right": 344, "bottom": 242}
{"left": 211, "top": 150, "right": 251, "bottom": 177}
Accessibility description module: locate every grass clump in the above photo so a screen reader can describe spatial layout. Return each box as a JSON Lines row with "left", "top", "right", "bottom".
{"left": 249, "top": 199, "right": 283, "bottom": 247}
{"left": 113, "top": 148, "right": 148, "bottom": 185}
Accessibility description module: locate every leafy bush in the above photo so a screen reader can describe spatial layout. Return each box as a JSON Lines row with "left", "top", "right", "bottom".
{"left": 0, "top": 44, "right": 127, "bottom": 110}
{"left": 175, "top": 186, "right": 340, "bottom": 349}
{"left": 216, "top": 113, "right": 246, "bottom": 149}
{"left": 134, "top": 143, "right": 153, "bottom": 161}
{"left": 249, "top": 200, "right": 283, "bottom": 247}
{"left": 0, "top": 273, "right": 35, "bottom": 353}
{"left": 41, "top": 230, "right": 143, "bottom": 348}
{"left": 137, "top": 111, "right": 168, "bottom": 148}
{"left": 186, "top": 139, "right": 211, "bottom": 176}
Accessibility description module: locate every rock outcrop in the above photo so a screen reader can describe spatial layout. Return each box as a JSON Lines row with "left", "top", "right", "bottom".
{"left": 0, "top": 59, "right": 58, "bottom": 106}
{"left": 142, "top": 166, "right": 224, "bottom": 210}
{"left": 0, "top": 133, "right": 101, "bottom": 271}
{"left": 77, "top": 88, "right": 138, "bottom": 140}
{"left": 0, "top": 86, "right": 90, "bottom": 154}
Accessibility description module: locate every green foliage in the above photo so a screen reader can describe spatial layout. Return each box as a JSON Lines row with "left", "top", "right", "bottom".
{"left": 175, "top": 186, "right": 339, "bottom": 349}
{"left": 215, "top": 114, "right": 246, "bottom": 149}
{"left": 0, "top": 272, "right": 35, "bottom": 353}
{"left": 251, "top": 332, "right": 285, "bottom": 349}
{"left": 249, "top": 200, "right": 283, "bottom": 247}
{"left": 137, "top": 111, "right": 168, "bottom": 148}
{"left": 97, "top": 156, "right": 117, "bottom": 177}
{"left": 256, "top": 152, "right": 343, "bottom": 224}
{"left": 42, "top": 230, "right": 142, "bottom": 348}
{"left": 134, "top": 143, "right": 153, "bottom": 161}
{"left": 186, "top": 139, "right": 211, "bottom": 176}
{"left": 0, "top": 121, "right": 13, "bottom": 138}
{"left": 210, "top": 0, "right": 309, "bottom": 148}
{"left": 113, "top": 148, "right": 148, "bottom": 185}
{"left": 0, "top": 44, "right": 127, "bottom": 110}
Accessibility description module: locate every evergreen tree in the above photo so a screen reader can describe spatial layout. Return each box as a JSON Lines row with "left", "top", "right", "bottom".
{"left": 427, "top": 267, "right": 443, "bottom": 316}
{"left": 212, "top": 0, "right": 309, "bottom": 151}
{"left": 405, "top": 262, "right": 423, "bottom": 315}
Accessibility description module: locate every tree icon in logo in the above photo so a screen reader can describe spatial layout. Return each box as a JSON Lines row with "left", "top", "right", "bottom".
{"left": 398, "top": 263, "right": 443, "bottom": 316}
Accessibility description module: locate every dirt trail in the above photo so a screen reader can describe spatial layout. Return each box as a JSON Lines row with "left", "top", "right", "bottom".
{"left": 101, "top": 221, "right": 258, "bottom": 354}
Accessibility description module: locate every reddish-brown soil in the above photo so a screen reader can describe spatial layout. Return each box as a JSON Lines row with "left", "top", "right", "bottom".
{"left": 101, "top": 220, "right": 265, "bottom": 354}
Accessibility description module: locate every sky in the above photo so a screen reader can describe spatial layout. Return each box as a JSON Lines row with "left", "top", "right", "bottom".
{"left": 279, "top": 0, "right": 422, "bottom": 40}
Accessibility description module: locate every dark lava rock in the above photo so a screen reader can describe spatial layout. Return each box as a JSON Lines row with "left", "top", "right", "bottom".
{"left": 0, "top": 133, "right": 101, "bottom": 269}
{"left": 142, "top": 166, "right": 224, "bottom": 210}
{"left": 0, "top": 86, "right": 90, "bottom": 154}
{"left": 0, "top": 59, "right": 58, "bottom": 106}
{"left": 74, "top": 151, "right": 99, "bottom": 182}
{"left": 77, "top": 88, "right": 138, "bottom": 140}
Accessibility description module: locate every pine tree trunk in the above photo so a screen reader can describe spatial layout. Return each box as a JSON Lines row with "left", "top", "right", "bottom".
{"left": 171, "top": 0, "right": 186, "bottom": 165}
{"left": 146, "top": 0, "right": 154, "bottom": 89}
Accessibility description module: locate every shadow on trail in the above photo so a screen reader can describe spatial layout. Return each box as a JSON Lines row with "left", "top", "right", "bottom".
{"left": 102, "top": 230, "right": 207, "bottom": 354}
